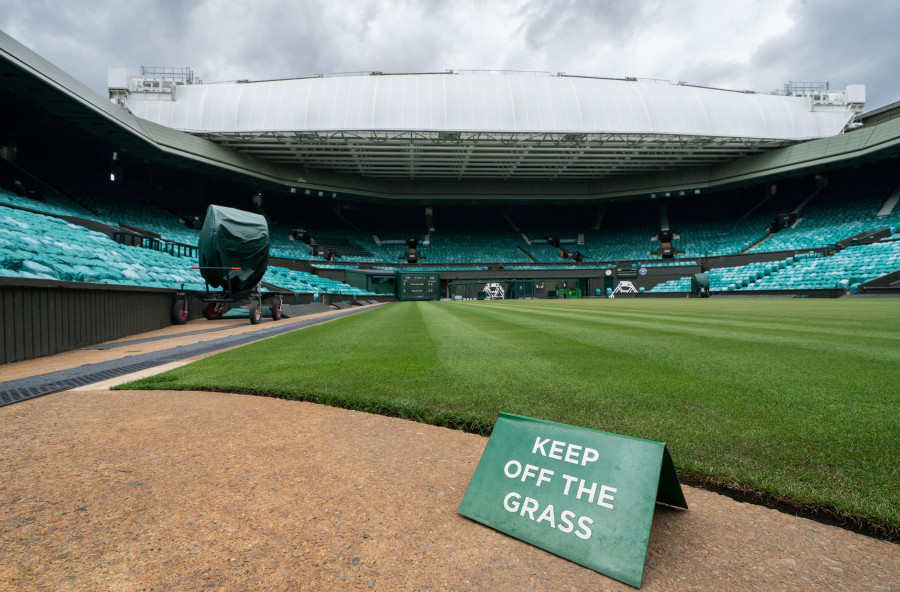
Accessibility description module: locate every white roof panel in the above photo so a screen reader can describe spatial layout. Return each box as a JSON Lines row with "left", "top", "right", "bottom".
{"left": 128, "top": 73, "right": 856, "bottom": 140}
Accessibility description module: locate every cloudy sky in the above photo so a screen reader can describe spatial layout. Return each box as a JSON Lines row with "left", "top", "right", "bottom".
{"left": 2, "top": 0, "right": 898, "bottom": 110}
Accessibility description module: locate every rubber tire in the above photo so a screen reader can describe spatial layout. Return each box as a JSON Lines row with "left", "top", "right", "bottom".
{"left": 172, "top": 298, "right": 188, "bottom": 325}
{"left": 203, "top": 302, "right": 226, "bottom": 320}
{"left": 248, "top": 300, "right": 261, "bottom": 325}
{"left": 272, "top": 300, "right": 282, "bottom": 321}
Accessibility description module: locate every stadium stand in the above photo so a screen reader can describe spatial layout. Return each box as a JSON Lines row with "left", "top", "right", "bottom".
{"left": 745, "top": 241, "right": 900, "bottom": 292}
{"left": 575, "top": 201, "right": 661, "bottom": 262}
{"left": 5, "top": 112, "right": 896, "bottom": 293}
{"left": 421, "top": 208, "right": 533, "bottom": 264}
{"left": 649, "top": 239, "right": 900, "bottom": 294}
{"left": 0, "top": 186, "right": 94, "bottom": 220}
{"left": 0, "top": 204, "right": 205, "bottom": 288}
{"left": 647, "top": 276, "right": 692, "bottom": 293}
{"left": 639, "top": 261, "right": 700, "bottom": 267}
{"left": 6, "top": 171, "right": 900, "bottom": 298}
{"left": 4, "top": 133, "right": 899, "bottom": 299}
{"left": 263, "top": 266, "right": 376, "bottom": 297}
{"left": 374, "top": 265, "right": 490, "bottom": 271}
{"left": 749, "top": 172, "right": 900, "bottom": 254}
{"left": 0, "top": 204, "right": 376, "bottom": 296}
{"left": 504, "top": 264, "right": 614, "bottom": 271}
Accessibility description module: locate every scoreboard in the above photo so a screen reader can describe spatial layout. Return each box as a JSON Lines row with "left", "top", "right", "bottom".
{"left": 396, "top": 271, "right": 440, "bottom": 301}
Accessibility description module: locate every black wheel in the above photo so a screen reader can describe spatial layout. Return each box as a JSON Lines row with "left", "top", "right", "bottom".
{"left": 203, "top": 302, "right": 227, "bottom": 320}
{"left": 272, "top": 299, "right": 282, "bottom": 321}
{"left": 248, "top": 300, "right": 261, "bottom": 325}
{"left": 171, "top": 298, "right": 188, "bottom": 325}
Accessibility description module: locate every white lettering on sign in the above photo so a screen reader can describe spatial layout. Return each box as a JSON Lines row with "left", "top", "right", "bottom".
{"left": 503, "top": 492, "right": 593, "bottom": 539}
{"left": 561, "top": 474, "right": 616, "bottom": 509}
{"left": 521, "top": 497, "right": 539, "bottom": 520}
{"left": 532, "top": 438, "right": 550, "bottom": 455}
{"left": 577, "top": 479, "right": 597, "bottom": 503}
{"left": 497, "top": 435, "right": 619, "bottom": 542}
{"left": 532, "top": 436, "right": 599, "bottom": 466}
{"left": 503, "top": 460, "right": 555, "bottom": 486}
{"left": 537, "top": 503, "right": 556, "bottom": 527}
{"left": 597, "top": 485, "right": 617, "bottom": 510}
{"left": 558, "top": 509, "right": 576, "bottom": 533}
{"left": 549, "top": 440, "right": 564, "bottom": 459}
{"left": 523, "top": 463, "right": 538, "bottom": 482}
{"left": 537, "top": 467, "right": 554, "bottom": 487}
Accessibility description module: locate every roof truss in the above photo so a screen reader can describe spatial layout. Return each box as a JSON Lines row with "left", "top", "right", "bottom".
{"left": 194, "top": 130, "right": 792, "bottom": 180}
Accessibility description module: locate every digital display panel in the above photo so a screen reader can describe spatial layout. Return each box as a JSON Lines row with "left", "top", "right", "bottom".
{"left": 397, "top": 272, "right": 440, "bottom": 300}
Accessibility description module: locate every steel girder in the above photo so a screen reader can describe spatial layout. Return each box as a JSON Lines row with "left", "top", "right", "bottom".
{"left": 195, "top": 129, "right": 791, "bottom": 180}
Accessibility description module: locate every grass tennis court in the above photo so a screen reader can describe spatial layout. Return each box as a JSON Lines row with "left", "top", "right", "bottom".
{"left": 123, "top": 299, "right": 900, "bottom": 537}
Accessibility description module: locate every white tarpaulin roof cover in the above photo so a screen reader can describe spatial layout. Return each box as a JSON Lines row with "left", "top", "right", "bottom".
{"left": 121, "top": 72, "right": 863, "bottom": 179}
{"left": 128, "top": 73, "right": 854, "bottom": 139}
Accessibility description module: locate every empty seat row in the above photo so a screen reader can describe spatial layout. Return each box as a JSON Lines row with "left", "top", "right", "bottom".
{"left": 0, "top": 205, "right": 377, "bottom": 296}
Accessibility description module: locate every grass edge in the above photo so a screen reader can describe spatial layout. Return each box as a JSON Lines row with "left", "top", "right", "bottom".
{"left": 112, "top": 382, "right": 899, "bottom": 543}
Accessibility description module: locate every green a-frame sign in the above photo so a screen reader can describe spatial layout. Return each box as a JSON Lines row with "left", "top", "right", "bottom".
{"left": 459, "top": 413, "right": 687, "bottom": 588}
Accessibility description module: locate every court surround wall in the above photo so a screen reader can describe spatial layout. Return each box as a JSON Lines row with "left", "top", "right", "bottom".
{"left": 0, "top": 278, "right": 176, "bottom": 365}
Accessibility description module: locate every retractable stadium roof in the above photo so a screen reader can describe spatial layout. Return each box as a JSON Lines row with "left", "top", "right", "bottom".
{"left": 118, "top": 70, "right": 866, "bottom": 180}
{"left": 4, "top": 28, "right": 896, "bottom": 204}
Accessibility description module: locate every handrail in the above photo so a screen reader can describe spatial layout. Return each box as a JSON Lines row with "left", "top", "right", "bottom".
{"left": 112, "top": 230, "right": 198, "bottom": 258}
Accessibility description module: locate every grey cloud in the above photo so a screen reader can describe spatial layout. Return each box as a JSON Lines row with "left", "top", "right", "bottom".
{"left": 2, "top": 0, "right": 897, "bottom": 110}
{"left": 189, "top": 0, "right": 455, "bottom": 82}
{"left": 518, "top": 0, "right": 649, "bottom": 50}
{"left": 747, "top": 0, "right": 900, "bottom": 108}
{"left": 2, "top": 0, "right": 197, "bottom": 95}
{"left": 675, "top": 60, "right": 747, "bottom": 90}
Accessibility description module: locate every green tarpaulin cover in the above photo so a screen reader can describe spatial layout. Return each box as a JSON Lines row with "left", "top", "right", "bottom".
{"left": 690, "top": 272, "right": 709, "bottom": 294}
{"left": 198, "top": 205, "right": 269, "bottom": 293}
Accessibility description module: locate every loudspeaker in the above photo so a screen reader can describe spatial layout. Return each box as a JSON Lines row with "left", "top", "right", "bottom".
{"left": 776, "top": 213, "right": 796, "bottom": 228}
{"left": 290, "top": 228, "right": 310, "bottom": 242}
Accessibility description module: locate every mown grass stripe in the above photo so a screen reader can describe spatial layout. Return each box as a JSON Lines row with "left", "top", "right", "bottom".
{"left": 468, "top": 301, "right": 900, "bottom": 362}
{"left": 499, "top": 301, "right": 900, "bottom": 342}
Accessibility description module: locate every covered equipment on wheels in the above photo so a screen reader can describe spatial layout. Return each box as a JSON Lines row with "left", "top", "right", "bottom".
{"left": 172, "top": 204, "right": 288, "bottom": 325}
{"left": 198, "top": 205, "right": 270, "bottom": 293}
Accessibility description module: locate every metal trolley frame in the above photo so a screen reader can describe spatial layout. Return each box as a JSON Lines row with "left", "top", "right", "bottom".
{"left": 171, "top": 266, "right": 291, "bottom": 325}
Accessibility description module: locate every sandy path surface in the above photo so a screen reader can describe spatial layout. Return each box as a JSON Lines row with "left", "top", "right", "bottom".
{"left": 1, "top": 389, "right": 897, "bottom": 592}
